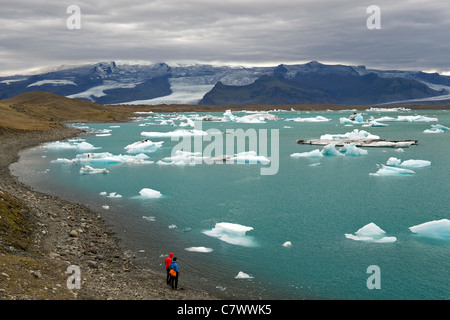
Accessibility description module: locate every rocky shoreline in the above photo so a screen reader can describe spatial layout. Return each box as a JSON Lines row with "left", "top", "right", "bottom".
{"left": 0, "top": 127, "right": 218, "bottom": 300}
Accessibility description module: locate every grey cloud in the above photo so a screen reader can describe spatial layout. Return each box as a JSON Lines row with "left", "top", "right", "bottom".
{"left": 0, "top": 0, "right": 449, "bottom": 75}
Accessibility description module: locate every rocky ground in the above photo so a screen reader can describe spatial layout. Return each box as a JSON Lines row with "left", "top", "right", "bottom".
{"left": 0, "top": 127, "right": 216, "bottom": 300}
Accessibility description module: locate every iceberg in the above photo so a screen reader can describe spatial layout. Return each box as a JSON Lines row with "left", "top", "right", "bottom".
{"left": 79, "top": 165, "right": 109, "bottom": 175}
{"left": 289, "top": 116, "right": 331, "bottom": 122}
{"left": 141, "top": 129, "right": 207, "bottom": 138}
{"left": 43, "top": 140, "right": 100, "bottom": 151}
{"left": 386, "top": 157, "right": 431, "bottom": 168}
{"left": 157, "top": 150, "right": 205, "bottom": 165}
{"left": 290, "top": 149, "right": 323, "bottom": 158}
{"left": 124, "top": 139, "right": 164, "bottom": 154}
{"left": 100, "top": 192, "right": 122, "bottom": 198}
{"left": 409, "top": 219, "right": 450, "bottom": 240}
{"left": 139, "top": 188, "right": 162, "bottom": 199}
{"left": 320, "top": 129, "right": 380, "bottom": 140}
{"left": 203, "top": 222, "right": 256, "bottom": 247}
{"left": 370, "top": 165, "right": 415, "bottom": 176}
{"left": 235, "top": 271, "right": 254, "bottom": 279}
{"left": 399, "top": 159, "right": 431, "bottom": 168}
{"left": 75, "top": 152, "right": 153, "bottom": 165}
{"left": 396, "top": 115, "right": 438, "bottom": 122}
{"left": 231, "top": 151, "right": 270, "bottom": 164}
{"left": 423, "top": 124, "right": 449, "bottom": 133}
{"left": 321, "top": 144, "right": 345, "bottom": 156}
{"left": 282, "top": 241, "right": 292, "bottom": 247}
{"left": 237, "top": 113, "right": 279, "bottom": 123}
{"left": 345, "top": 222, "right": 397, "bottom": 243}
{"left": 185, "top": 247, "right": 214, "bottom": 253}
{"left": 339, "top": 143, "right": 368, "bottom": 156}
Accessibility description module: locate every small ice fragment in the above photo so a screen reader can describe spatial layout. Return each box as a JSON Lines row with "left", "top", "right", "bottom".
{"left": 282, "top": 241, "right": 292, "bottom": 247}
{"left": 235, "top": 271, "right": 254, "bottom": 279}
{"left": 185, "top": 247, "right": 214, "bottom": 253}
{"left": 409, "top": 219, "right": 450, "bottom": 239}
{"left": 139, "top": 188, "right": 162, "bottom": 199}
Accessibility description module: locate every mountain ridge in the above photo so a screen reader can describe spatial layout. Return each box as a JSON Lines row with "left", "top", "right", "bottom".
{"left": 1, "top": 61, "right": 449, "bottom": 105}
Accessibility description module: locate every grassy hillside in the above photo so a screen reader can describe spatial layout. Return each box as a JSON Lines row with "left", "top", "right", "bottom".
{"left": 0, "top": 92, "right": 153, "bottom": 133}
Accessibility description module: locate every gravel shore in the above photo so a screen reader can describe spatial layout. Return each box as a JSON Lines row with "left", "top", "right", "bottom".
{"left": 0, "top": 127, "right": 217, "bottom": 300}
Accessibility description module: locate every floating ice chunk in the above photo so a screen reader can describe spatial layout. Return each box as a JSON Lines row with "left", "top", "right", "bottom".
{"left": 139, "top": 188, "right": 162, "bottom": 199}
{"left": 235, "top": 271, "right": 254, "bottom": 279}
{"left": 142, "top": 216, "right": 156, "bottom": 222}
{"left": 320, "top": 129, "right": 380, "bottom": 140}
{"left": 43, "top": 140, "right": 100, "bottom": 151}
{"left": 99, "top": 191, "right": 107, "bottom": 196}
{"left": 370, "top": 165, "right": 415, "bottom": 176}
{"left": 231, "top": 151, "right": 270, "bottom": 164}
{"left": 203, "top": 222, "right": 256, "bottom": 247}
{"left": 386, "top": 157, "right": 431, "bottom": 168}
{"left": 424, "top": 128, "right": 444, "bottom": 133}
{"left": 432, "top": 124, "right": 449, "bottom": 130}
{"left": 141, "top": 129, "right": 207, "bottom": 138}
{"left": 339, "top": 143, "right": 368, "bottom": 156}
{"left": 102, "top": 205, "right": 109, "bottom": 210}
{"left": 345, "top": 222, "right": 397, "bottom": 243}
{"left": 321, "top": 144, "right": 344, "bottom": 156}
{"left": 400, "top": 159, "right": 431, "bottom": 168}
{"left": 185, "top": 247, "right": 214, "bottom": 253}
{"left": 106, "top": 192, "right": 122, "bottom": 198}
{"left": 157, "top": 150, "right": 205, "bottom": 165}
{"left": 386, "top": 157, "right": 402, "bottom": 167}
{"left": 124, "top": 139, "right": 164, "bottom": 154}
{"left": 75, "top": 152, "right": 153, "bottom": 165}
{"left": 290, "top": 149, "right": 323, "bottom": 158}
{"left": 290, "top": 116, "right": 331, "bottom": 122}
{"left": 79, "top": 165, "right": 109, "bottom": 175}
{"left": 397, "top": 115, "right": 438, "bottom": 122}
{"left": 409, "top": 219, "right": 450, "bottom": 240}
{"left": 282, "top": 241, "right": 292, "bottom": 247}
{"left": 222, "top": 110, "right": 238, "bottom": 122}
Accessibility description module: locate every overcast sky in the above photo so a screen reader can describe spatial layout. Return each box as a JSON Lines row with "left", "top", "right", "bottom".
{"left": 1, "top": 0, "right": 449, "bottom": 76}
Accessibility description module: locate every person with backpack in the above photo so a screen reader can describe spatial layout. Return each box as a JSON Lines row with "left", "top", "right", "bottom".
{"left": 169, "top": 257, "right": 180, "bottom": 290}
{"left": 164, "top": 252, "right": 174, "bottom": 284}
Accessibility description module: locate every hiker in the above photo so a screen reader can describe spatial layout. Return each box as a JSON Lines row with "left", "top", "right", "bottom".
{"left": 165, "top": 252, "right": 174, "bottom": 284}
{"left": 169, "top": 257, "right": 180, "bottom": 290}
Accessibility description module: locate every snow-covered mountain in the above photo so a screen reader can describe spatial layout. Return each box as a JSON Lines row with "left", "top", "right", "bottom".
{"left": 1, "top": 61, "right": 449, "bottom": 105}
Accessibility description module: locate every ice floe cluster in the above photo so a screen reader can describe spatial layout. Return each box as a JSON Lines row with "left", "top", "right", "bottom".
{"left": 346, "top": 219, "right": 450, "bottom": 242}
{"left": 291, "top": 143, "right": 368, "bottom": 158}
{"left": 370, "top": 157, "right": 431, "bottom": 176}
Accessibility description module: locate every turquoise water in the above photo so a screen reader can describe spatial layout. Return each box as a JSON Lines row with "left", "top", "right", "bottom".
{"left": 12, "top": 109, "right": 450, "bottom": 299}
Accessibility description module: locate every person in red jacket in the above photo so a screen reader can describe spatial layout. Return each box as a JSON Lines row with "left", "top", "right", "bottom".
{"left": 165, "top": 252, "right": 174, "bottom": 284}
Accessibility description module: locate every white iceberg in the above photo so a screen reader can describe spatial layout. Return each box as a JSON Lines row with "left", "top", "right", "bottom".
{"left": 231, "top": 151, "right": 270, "bottom": 164}
{"left": 157, "top": 150, "right": 205, "bottom": 166}
{"left": 203, "top": 222, "right": 256, "bottom": 247}
{"left": 79, "top": 165, "right": 109, "bottom": 175}
{"left": 397, "top": 115, "right": 438, "bottom": 122}
{"left": 124, "top": 139, "right": 164, "bottom": 154}
{"left": 139, "top": 188, "right": 162, "bottom": 199}
{"left": 320, "top": 129, "right": 380, "bottom": 140}
{"left": 282, "top": 241, "right": 292, "bottom": 247}
{"left": 43, "top": 140, "right": 100, "bottom": 151}
{"left": 235, "top": 271, "right": 254, "bottom": 279}
{"left": 289, "top": 116, "right": 331, "bottom": 122}
{"left": 290, "top": 149, "right": 323, "bottom": 158}
{"left": 185, "top": 247, "right": 214, "bottom": 253}
{"left": 370, "top": 165, "right": 415, "bottom": 176}
{"left": 321, "top": 144, "right": 345, "bottom": 156}
{"left": 141, "top": 129, "right": 207, "bottom": 138}
{"left": 409, "top": 219, "right": 450, "bottom": 240}
{"left": 339, "top": 143, "right": 368, "bottom": 156}
{"left": 105, "top": 192, "right": 122, "bottom": 198}
{"left": 345, "top": 223, "right": 397, "bottom": 243}
{"left": 76, "top": 152, "right": 153, "bottom": 165}
{"left": 424, "top": 128, "right": 444, "bottom": 133}
{"left": 386, "top": 157, "right": 431, "bottom": 168}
